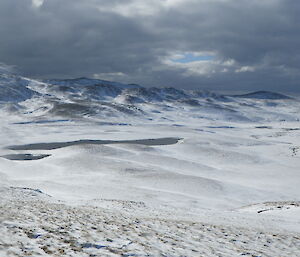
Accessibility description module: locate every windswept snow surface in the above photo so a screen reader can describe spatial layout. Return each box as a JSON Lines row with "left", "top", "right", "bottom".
{"left": 0, "top": 74, "right": 300, "bottom": 256}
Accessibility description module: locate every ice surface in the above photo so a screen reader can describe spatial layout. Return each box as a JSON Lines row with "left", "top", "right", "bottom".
{"left": 7, "top": 137, "right": 181, "bottom": 150}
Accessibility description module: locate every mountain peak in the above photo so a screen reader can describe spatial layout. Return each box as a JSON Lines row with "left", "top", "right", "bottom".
{"left": 232, "top": 91, "right": 292, "bottom": 100}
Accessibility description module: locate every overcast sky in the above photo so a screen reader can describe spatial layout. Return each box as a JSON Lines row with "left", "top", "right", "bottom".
{"left": 0, "top": 0, "right": 299, "bottom": 92}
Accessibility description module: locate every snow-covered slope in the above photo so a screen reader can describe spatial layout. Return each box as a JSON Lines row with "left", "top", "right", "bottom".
{"left": 0, "top": 73, "right": 299, "bottom": 256}
{"left": 0, "top": 74, "right": 39, "bottom": 103}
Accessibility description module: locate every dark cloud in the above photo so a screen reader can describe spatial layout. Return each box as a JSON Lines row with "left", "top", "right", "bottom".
{"left": 0, "top": 0, "right": 299, "bottom": 92}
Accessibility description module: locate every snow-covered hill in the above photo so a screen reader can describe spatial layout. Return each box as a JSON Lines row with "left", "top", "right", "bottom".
{"left": 0, "top": 73, "right": 300, "bottom": 256}
{"left": 232, "top": 91, "right": 292, "bottom": 100}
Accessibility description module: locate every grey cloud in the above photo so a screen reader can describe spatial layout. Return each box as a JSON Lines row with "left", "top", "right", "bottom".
{"left": 0, "top": 0, "right": 299, "bottom": 92}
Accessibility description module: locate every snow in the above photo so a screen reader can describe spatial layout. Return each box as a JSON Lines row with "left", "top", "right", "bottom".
{"left": 0, "top": 74, "right": 300, "bottom": 256}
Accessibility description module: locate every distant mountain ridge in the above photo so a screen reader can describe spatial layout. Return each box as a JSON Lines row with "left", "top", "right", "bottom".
{"left": 0, "top": 73, "right": 293, "bottom": 103}
{"left": 43, "top": 77, "right": 141, "bottom": 89}
{"left": 232, "top": 91, "right": 292, "bottom": 100}
{"left": 0, "top": 73, "right": 297, "bottom": 123}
